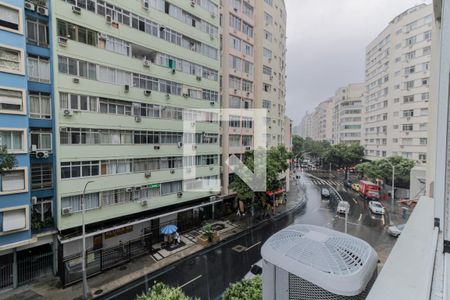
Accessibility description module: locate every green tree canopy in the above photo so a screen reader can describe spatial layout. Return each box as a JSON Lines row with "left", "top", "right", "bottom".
{"left": 324, "top": 143, "right": 364, "bottom": 175}
{"left": 137, "top": 282, "right": 198, "bottom": 300}
{"left": 355, "top": 156, "right": 415, "bottom": 188}
{"left": 0, "top": 146, "right": 17, "bottom": 175}
{"left": 222, "top": 275, "right": 262, "bottom": 300}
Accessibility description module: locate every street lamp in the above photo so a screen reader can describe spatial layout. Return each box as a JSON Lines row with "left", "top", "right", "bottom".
{"left": 383, "top": 159, "right": 395, "bottom": 213}
{"left": 81, "top": 180, "right": 94, "bottom": 300}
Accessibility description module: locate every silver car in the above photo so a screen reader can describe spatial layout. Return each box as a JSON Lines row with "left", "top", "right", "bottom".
{"left": 336, "top": 201, "right": 350, "bottom": 214}
{"left": 388, "top": 224, "right": 406, "bottom": 237}
{"left": 369, "top": 201, "right": 385, "bottom": 215}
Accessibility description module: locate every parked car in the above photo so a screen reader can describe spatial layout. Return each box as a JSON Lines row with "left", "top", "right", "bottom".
{"left": 352, "top": 183, "right": 360, "bottom": 192}
{"left": 336, "top": 201, "right": 350, "bottom": 215}
{"left": 368, "top": 201, "right": 385, "bottom": 215}
{"left": 344, "top": 179, "right": 353, "bottom": 188}
{"left": 244, "top": 260, "right": 263, "bottom": 279}
{"left": 321, "top": 188, "right": 330, "bottom": 198}
{"left": 387, "top": 224, "right": 406, "bottom": 237}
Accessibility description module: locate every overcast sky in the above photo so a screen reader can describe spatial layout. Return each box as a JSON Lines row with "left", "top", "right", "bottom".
{"left": 285, "top": 0, "right": 432, "bottom": 126}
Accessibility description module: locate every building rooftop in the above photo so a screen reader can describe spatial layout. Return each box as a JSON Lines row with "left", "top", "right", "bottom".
{"left": 261, "top": 224, "right": 378, "bottom": 296}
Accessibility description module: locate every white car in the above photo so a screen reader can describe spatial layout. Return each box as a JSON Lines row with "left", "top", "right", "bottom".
{"left": 244, "top": 260, "right": 262, "bottom": 279}
{"left": 336, "top": 201, "right": 350, "bottom": 215}
{"left": 388, "top": 224, "right": 406, "bottom": 237}
{"left": 369, "top": 201, "right": 385, "bottom": 215}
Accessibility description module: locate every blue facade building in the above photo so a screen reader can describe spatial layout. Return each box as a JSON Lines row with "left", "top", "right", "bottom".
{"left": 0, "top": 0, "right": 55, "bottom": 289}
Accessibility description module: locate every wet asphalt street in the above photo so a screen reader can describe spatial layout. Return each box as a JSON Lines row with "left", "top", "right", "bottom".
{"left": 101, "top": 172, "right": 397, "bottom": 300}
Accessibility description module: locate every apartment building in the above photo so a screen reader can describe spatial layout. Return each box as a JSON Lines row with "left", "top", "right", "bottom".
{"left": 298, "top": 112, "right": 312, "bottom": 138}
{"left": 220, "top": 0, "right": 287, "bottom": 195}
{"left": 363, "top": 4, "right": 432, "bottom": 162}
{"left": 298, "top": 98, "right": 333, "bottom": 142}
{"left": 332, "top": 83, "right": 364, "bottom": 145}
{"left": 50, "top": 0, "right": 221, "bottom": 285}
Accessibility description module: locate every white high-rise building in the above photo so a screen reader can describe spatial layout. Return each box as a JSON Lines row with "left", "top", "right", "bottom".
{"left": 332, "top": 84, "right": 364, "bottom": 145}
{"left": 363, "top": 4, "right": 432, "bottom": 162}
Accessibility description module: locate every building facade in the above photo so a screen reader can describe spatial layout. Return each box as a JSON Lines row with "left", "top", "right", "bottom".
{"left": 297, "top": 99, "right": 333, "bottom": 142}
{"left": 220, "top": 0, "right": 288, "bottom": 195}
{"left": 332, "top": 83, "right": 364, "bottom": 145}
{"left": 363, "top": 4, "right": 432, "bottom": 162}
{"left": 50, "top": 0, "right": 221, "bottom": 285}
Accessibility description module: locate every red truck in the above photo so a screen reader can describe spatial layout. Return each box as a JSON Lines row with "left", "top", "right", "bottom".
{"left": 359, "top": 180, "right": 380, "bottom": 200}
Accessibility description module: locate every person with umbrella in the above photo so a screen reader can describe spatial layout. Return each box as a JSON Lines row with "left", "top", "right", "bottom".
{"left": 160, "top": 224, "right": 178, "bottom": 246}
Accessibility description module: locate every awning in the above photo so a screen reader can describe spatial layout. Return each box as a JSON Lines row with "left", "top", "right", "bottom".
{"left": 266, "top": 188, "right": 285, "bottom": 197}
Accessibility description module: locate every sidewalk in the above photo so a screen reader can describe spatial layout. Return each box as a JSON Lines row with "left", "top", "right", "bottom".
{"left": 1, "top": 179, "right": 305, "bottom": 300}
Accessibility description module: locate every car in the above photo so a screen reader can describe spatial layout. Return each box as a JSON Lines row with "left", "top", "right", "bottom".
{"left": 344, "top": 179, "right": 352, "bottom": 188}
{"left": 321, "top": 188, "right": 330, "bottom": 198}
{"left": 352, "top": 183, "right": 360, "bottom": 192}
{"left": 387, "top": 224, "right": 406, "bottom": 237}
{"left": 369, "top": 201, "right": 385, "bottom": 215}
{"left": 336, "top": 201, "right": 350, "bottom": 214}
{"left": 244, "top": 260, "right": 263, "bottom": 279}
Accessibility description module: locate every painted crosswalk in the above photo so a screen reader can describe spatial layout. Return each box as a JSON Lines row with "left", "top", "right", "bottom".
{"left": 308, "top": 178, "right": 343, "bottom": 187}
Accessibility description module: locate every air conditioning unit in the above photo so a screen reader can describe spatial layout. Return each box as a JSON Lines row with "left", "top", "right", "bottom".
{"left": 209, "top": 165, "right": 214, "bottom": 170}
{"left": 165, "top": 94, "right": 170, "bottom": 100}
{"left": 144, "top": 171, "right": 151, "bottom": 178}
{"left": 142, "top": 0, "right": 149, "bottom": 10}
{"left": 62, "top": 207, "right": 73, "bottom": 215}
{"left": 73, "top": 77, "right": 80, "bottom": 84}
{"left": 190, "top": 0, "right": 195, "bottom": 7}
{"left": 58, "top": 36, "right": 68, "bottom": 47}
{"left": 192, "top": 144, "right": 197, "bottom": 150}
{"left": 72, "top": 6, "right": 81, "bottom": 15}
{"left": 124, "top": 84, "right": 130, "bottom": 93}
{"left": 143, "top": 59, "right": 151, "bottom": 68}
{"left": 36, "top": 151, "right": 49, "bottom": 159}
{"left": 141, "top": 199, "right": 149, "bottom": 206}
{"left": 31, "top": 196, "right": 38, "bottom": 205}
{"left": 37, "top": 6, "right": 49, "bottom": 16}
{"left": 154, "top": 145, "right": 160, "bottom": 150}
{"left": 144, "top": 90, "right": 151, "bottom": 96}
{"left": 196, "top": 76, "right": 202, "bottom": 81}
{"left": 24, "top": 1, "right": 35, "bottom": 11}
{"left": 245, "top": 146, "right": 251, "bottom": 151}
{"left": 210, "top": 101, "right": 215, "bottom": 105}
{"left": 170, "top": 169, "right": 175, "bottom": 174}
{"left": 177, "top": 142, "right": 183, "bottom": 148}
{"left": 171, "top": 69, "right": 176, "bottom": 74}
{"left": 98, "top": 32, "right": 107, "bottom": 40}
{"left": 105, "top": 15, "right": 112, "bottom": 24}
{"left": 63, "top": 109, "right": 74, "bottom": 116}
{"left": 135, "top": 116, "right": 142, "bottom": 123}
{"left": 183, "top": 93, "right": 189, "bottom": 98}
{"left": 177, "top": 192, "right": 183, "bottom": 197}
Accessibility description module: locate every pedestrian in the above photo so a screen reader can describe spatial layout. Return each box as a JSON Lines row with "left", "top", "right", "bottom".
{"left": 175, "top": 232, "right": 181, "bottom": 244}
{"left": 236, "top": 208, "right": 241, "bottom": 217}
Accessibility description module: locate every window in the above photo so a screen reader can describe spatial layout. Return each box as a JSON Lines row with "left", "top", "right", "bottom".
{"left": 264, "top": 30, "right": 272, "bottom": 42}
{"left": 403, "top": 95, "right": 414, "bottom": 103}
{"left": 30, "top": 129, "right": 52, "bottom": 151}
{"left": 229, "top": 135, "right": 240, "bottom": 147}
{"left": 262, "top": 100, "right": 271, "bottom": 109}
{"left": 29, "top": 92, "right": 51, "bottom": 119}
{"left": 424, "top": 30, "right": 432, "bottom": 41}
{"left": 263, "top": 48, "right": 272, "bottom": 59}
{"left": 26, "top": 17, "right": 48, "bottom": 47}
{"left": 264, "top": 12, "right": 273, "bottom": 25}
{"left": 229, "top": 55, "right": 241, "bottom": 71}
{"left": 0, "top": 46, "right": 23, "bottom": 74}
{"left": 403, "top": 110, "right": 414, "bottom": 117}
{"left": 243, "top": 42, "right": 253, "bottom": 56}
{"left": 419, "top": 153, "right": 427, "bottom": 162}
{"left": 242, "top": 22, "right": 253, "bottom": 37}
{"left": 420, "top": 138, "right": 427, "bottom": 145}
{"left": 1, "top": 207, "right": 28, "bottom": 233}
{"left": 406, "top": 36, "right": 416, "bottom": 46}
{"left": 405, "top": 80, "right": 414, "bottom": 90}
{"left": 0, "top": 169, "right": 26, "bottom": 193}
{"left": 229, "top": 116, "right": 240, "bottom": 127}
{"left": 229, "top": 96, "right": 241, "bottom": 108}
{"left": 242, "top": 80, "right": 252, "bottom": 92}
{"left": 402, "top": 124, "right": 413, "bottom": 131}
{"left": 423, "top": 46, "right": 431, "bottom": 55}
{"left": 229, "top": 14, "right": 241, "bottom": 31}
{"left": 161, "top": 181, "right": 182, "bottom": 195}
{"left": 229, "top": 35, "right": 240, "bottom": 50}
{"left": 422, "top": 92, "right": 430, "bottom": 101}
{"left": 31, "top": 164, "right": 52, "bottom": 190}
{"left": 263, "top": 65, "right": 272, "bottom": 75}
{"left": 242, "top": 117, "right": 253, "bottom": 128}
{"left": 263, "top": 83, "right": 271, "bottom": 92}
{"left": 61, "top": 193, "right": 100, "bottom": 213}
{"left": 27, "top": 56, "right": 50, "bottom": 83}
{"left": 0, "top": 88, "right": 24, "bottom": 113}
{"left": 0, "top": 130, "right": 23, "bottom": 151}
{"left": 243, "top": 2, "right": 253, "bottom": 17}
{"left": 0, "top": 3, "right": 20, "bottom": 32}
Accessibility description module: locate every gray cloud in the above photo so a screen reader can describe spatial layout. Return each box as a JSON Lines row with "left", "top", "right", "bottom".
{"left": 285, "top": 0, "right": 432, "bottom": 125}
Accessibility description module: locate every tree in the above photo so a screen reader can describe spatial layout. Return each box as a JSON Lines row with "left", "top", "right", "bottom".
{"left": 229, "top": 146, "right": 292, "bottom": 212}
{"left": 222, "top": 275, "right": 262, "bottom": 300}
{"left": 324, "top": 143, "right": 364, "bottom": 177}
{"left": 292, "top": 135, "right": 304, "bottom": 158}
{"left": 0, "top": 146, "right": 17, "bottom": 175}
{"left": 137, "top": 282, "right": 198, "bottom": 300}
{"left": 355, "top": 156, "right": 415, "bottom": 188}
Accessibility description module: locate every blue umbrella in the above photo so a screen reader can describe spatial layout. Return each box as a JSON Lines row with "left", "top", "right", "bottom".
{"left": 160, "top": 224, "right": 178, "bottom": 235}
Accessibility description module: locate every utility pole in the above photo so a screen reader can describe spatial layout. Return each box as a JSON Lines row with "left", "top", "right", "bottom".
{"left": 384, "top": 159, "right": 395, "bottom": 213}
{"left": 82, "top": 181, "right": 94, "bottom": 300}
